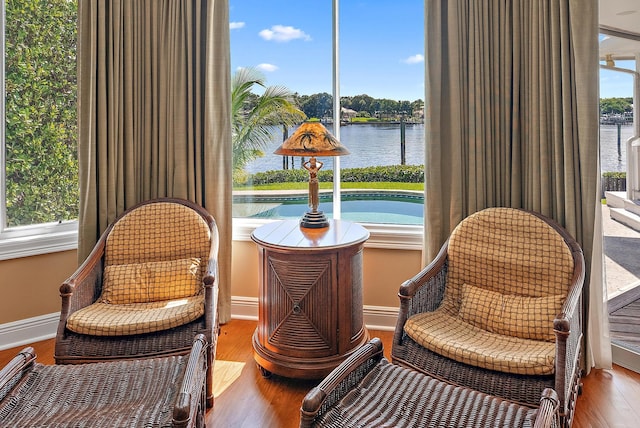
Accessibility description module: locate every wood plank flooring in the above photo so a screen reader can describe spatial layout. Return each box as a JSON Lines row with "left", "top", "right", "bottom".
{"left": 1, "top": 319, "right": 640, "bottom": 427}
{"left": 609, "top": 286, "right": 640, "bottom": 353}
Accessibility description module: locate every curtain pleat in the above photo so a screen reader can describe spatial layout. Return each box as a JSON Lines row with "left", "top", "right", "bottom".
{"left": 77, "top": 0, "right": 233, "bottom": 322}
{"left": 424, "top": 0, "right": 609, "bottom": 369}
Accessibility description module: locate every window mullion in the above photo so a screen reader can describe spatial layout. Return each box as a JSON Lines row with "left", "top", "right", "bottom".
{"left": 332, "top": 0, "right": 342, "bottom": 220}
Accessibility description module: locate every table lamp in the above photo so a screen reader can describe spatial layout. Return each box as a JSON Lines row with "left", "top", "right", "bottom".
{"left": 274, "top": 121, "right": 349, "bottom": 228}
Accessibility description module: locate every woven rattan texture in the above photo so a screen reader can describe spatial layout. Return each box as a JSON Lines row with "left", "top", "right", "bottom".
{"left": 392, "top": 208, "right": 583, "bottom": 426}
{"left": 440, "top": 207, "right": 574, "bottom": 319}
{"left": 105, "top": 202, "right": 211, "bottom": 267}
{"left": 395, "top": 335, "right": 556, "bottom": 406}
{"left": 62, "top": 317, "right": 207, "bottom": 358}
{"left": 0, "top": 355, "right": 203, "bottom": 427}
{"left": 64, "top": 201, "right": 213, "bottom": 337}
{"left": 312, "top": 358, "right": 538, "bottom": 428}
{"left": 66, "top": 295, "right": 205, "bottom": 336}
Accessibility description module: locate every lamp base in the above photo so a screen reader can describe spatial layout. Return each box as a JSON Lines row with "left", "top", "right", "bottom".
{"left": 300, "top": 211, "right": 329, "bottom": 228}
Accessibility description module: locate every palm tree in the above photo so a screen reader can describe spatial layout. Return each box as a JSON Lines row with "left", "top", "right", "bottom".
{"left": 232, "top": 67, "right": 306, "bottom": 180}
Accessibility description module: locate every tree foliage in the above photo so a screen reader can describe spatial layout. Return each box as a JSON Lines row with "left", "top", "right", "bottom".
{"left": 5, "top": 0, "right": 78, "bottom": 226}
{"left": 245, "top": 165, "right": 424, "bottom": 185}
{"left": 293, "top": 92, "right": 424, "bottom": 120}
{"left": 232, "top": 68, "right": 306, "bottom": 181}
{"left": 600, "top": 97, "right": 633, "bottom": 115}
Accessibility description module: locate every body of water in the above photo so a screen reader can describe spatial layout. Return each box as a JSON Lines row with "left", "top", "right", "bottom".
{"left": 244, "top": 123, "right": 634, "bottom": 174}
{"left": 600, "top": 124, "right": 634, "bottom": 173}
{"left": 245, "top": 123, "right": 425, "bottom": 174}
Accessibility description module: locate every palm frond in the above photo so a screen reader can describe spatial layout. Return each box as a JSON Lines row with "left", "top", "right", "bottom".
{"left": 231, "top": 67, "right": 306, "bottom": 173}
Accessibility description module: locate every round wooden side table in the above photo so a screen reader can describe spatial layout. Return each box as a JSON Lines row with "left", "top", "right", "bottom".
{"left": 251, "top": 219, "right": 370, "bottom": 379}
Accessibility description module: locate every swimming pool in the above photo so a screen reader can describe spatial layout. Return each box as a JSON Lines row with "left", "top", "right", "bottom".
{"left": 233, "top": 191, "right": 424, "bottom": 225}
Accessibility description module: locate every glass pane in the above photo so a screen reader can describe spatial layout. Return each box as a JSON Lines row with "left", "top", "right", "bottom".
{"left": 599, "top": 31, "right": 640, "bottom": 359}
{"left": 4, "top": 0, "right": 78, "bottom": 227}
{"left": 338, "top": 1, "right": 424, "bottom": 225}
{"left": 230, "top": 0, "right": 332, "bottom": 222}
{"left": 230, "top": 1, "right": 425, "bottom": 225}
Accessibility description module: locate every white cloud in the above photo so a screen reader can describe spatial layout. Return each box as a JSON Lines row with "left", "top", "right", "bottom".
{"left": 404, "top": 54, "right": 424, "bottom": 64}
{"left": 259, "top": 25, "right": 311, "bottom": 42}
{"left": 230, "top": 22, "right": 245, "bottom": 30}
{"left": 257, "top": 63, "right": 278, "bottom": 72}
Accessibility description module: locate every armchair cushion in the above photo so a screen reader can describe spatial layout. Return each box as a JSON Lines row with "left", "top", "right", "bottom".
{"left": 100, "top": 258, "right": 202, "bottom": 304}
{"left": 66, "top": 294, "right": 205, "bottom": 336}
{"left": 404, "top": 309, "right": 556, "bottom": 375}
{"left": 459, "top": 283, "right": 564, "bottom": 342}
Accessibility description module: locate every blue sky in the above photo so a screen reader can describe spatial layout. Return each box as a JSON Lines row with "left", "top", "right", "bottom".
{"left": 600, "top": 60, "right": 635, "bottom": 99}
{"left": 229, "top": 0, "right": 425, "bottom": 101}
{"left": 230, "top": 1, "right": 634, "bottom": 101}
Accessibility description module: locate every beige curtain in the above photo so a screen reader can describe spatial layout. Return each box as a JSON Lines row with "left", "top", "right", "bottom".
{"left": 424, "top": 0, "right": 611, "bottom": 369}
{"left": 77, "top": 0, "right": 233, "bottom": 322}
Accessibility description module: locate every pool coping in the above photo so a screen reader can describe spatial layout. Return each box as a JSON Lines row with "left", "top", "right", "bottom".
{"left": 232, "top": 188, "right": 424, "bottom": 198}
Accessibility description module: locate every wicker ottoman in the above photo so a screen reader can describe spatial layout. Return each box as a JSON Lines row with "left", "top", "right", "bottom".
{"left": 0, "top": 334, "right": 208, "bottom": 428}
{"left": 300, "top": 338, "right": 559, "bottom": 428}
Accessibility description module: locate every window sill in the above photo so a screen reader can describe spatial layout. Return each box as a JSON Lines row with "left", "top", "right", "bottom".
{"left": 0, "top": 225, "right": 78, "bottom": 261}
{"left": 0, "top": 218, "right": 423, "bottom": 262}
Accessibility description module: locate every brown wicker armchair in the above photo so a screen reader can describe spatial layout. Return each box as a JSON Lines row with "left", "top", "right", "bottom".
{"left": 54, "top": 198, "right": 219, "bottom": 407}
{"left": 391, "top": 207, "right": 584, "bottom": 428}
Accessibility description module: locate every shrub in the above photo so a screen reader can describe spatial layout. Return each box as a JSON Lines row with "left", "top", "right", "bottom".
{"left": 240, "top": 165, "right": 424, "bottom": 186}
{"left": 602, "top": 171, "right": 626, "bottom": 179}
{"left": 601, "top": 171, "right": 626, "bottom": 196}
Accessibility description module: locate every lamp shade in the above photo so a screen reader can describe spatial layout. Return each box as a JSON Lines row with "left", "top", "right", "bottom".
{"left": 274, "top": 122, "right": 350, "bottom": 157}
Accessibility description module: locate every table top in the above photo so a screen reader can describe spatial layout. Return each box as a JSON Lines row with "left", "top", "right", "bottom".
{"left": 251, "top": 219, "right": 369, "bottom": 249}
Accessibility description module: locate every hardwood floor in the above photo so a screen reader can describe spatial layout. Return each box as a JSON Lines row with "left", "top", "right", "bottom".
{"left": 1, "top": 319, "right": 639, "bottom": 427}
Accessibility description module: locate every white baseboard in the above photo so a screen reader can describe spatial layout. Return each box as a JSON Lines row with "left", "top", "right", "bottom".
{"left": 612, "top": 342, "right": 640, "bottom": 374}
{"left": 0, "top": 298, "right": 399, "bottom": 351}
{"left": 229, "top": 297, "right": 398, "bottom": 331}
{"left": 0, "top": 312, "right": 59, "bottom": 351}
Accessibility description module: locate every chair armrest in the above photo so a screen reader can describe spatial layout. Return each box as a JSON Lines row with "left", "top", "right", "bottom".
{"left": 393, "top": 241, "right": 449, "bottom": 346}
{"left": 0, "top": 347, "right": 36, "bottom": 402}
{"left": 203, "top": 216, "right": 219, "bottom": 336}
{"left": 172, "top": 334, "right": 208, "bottom": 427}
{"left": 299, "top": 338, "right": 384, "bottom": 428}
{"left": 55, "top": 235, "right": 108, "bottom": 351}
{"left": 553, "top": 245, "right": 585, "bottom": 420}
{"left": 59, "top": 235, "right": 107, "bottom": 316}
{"left": 533, "top": 388, "right": 560, "bottom": 428}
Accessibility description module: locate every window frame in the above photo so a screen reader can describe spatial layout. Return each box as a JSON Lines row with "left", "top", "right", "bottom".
{"left": 0, "top": 2, "right": 78, "bottom": 260}
{"left": 230, "top": 0, "right": 426, "bottom": 239}
{"left": 0, "top": 0, "right": 424, "bottom": 261}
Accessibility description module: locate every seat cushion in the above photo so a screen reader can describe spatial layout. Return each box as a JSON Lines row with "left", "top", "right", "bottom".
{"left": 404, "top": 309, "right": 556, "bottom": 375}
{"left": 66, "top": 294, "right": 205, "bottom": 336}
{"left": 100, "top": 258, "right": 202, "bottom": 304}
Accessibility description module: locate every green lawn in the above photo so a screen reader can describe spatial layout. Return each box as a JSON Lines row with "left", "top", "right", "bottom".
{"left": 234, "top": 182, "right": 424, "bottom": 191}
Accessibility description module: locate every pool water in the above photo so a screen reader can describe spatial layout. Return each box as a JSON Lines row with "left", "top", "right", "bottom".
{"left": 233, "top": 192, "right": 424, "bottom": 225}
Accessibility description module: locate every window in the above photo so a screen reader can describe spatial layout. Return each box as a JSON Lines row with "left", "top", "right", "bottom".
{"left": 0, "top": 0, "right": 78, "bottom": 259}
{"left": 230, "top": 0, "right": 425, "bottom": 242}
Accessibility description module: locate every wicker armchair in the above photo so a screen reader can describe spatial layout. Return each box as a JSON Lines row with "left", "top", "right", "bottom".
{"left": 391, "top": 207, "right": 584, "bottom": 428}
{"left": 54, "top": 198, "right": 219, "bottom": 407}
